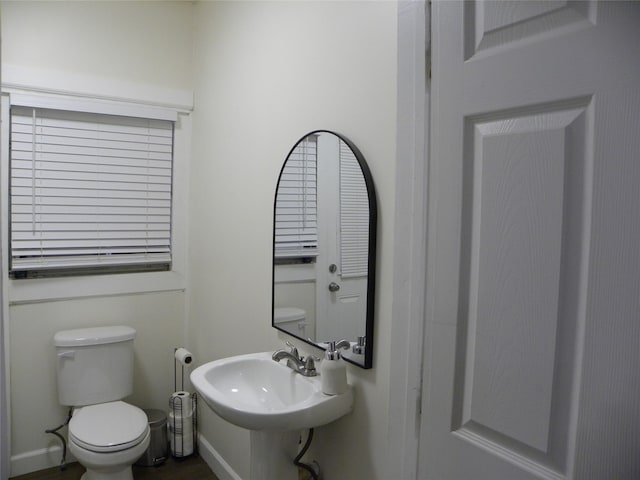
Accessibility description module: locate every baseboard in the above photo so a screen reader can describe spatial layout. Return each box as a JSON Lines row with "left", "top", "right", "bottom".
{"left": 10, "top": 446, "right": 77, "bottom": 477}
{"left": 11, "top": 435, "right": 238, "bottom": 479}
{"left": 197, "top": 434, "right": 242, "bottom": 480}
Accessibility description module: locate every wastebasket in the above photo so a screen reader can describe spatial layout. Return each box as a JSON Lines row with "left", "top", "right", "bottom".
{"left": 135, "top": 408, "right": 168, "bottom": 467}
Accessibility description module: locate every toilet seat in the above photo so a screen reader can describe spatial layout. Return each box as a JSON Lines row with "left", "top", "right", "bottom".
{"left": 69, "top": 401, "right": 149, "bottom": 453}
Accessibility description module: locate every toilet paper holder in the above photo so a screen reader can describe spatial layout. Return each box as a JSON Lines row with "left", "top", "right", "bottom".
{"left": 170, "top": 347, "right": 197, "bottom": 458}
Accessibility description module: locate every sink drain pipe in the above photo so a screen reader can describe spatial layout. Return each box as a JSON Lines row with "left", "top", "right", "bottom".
{"left": 294, "top": 428, "right": 320, "bottom": 480}
{"left": 45, "top": 408, "right": 72, "bottom": 471}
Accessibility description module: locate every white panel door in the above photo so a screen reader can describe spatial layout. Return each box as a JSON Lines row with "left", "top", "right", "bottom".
{"left": 316, "top": 134, "right": 367, "bottom": 343}
{"left": 421, "top": 1, "right": 640, "bottom": 479}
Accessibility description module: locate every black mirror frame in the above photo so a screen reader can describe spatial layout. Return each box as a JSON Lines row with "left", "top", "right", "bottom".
{"left": 272, "top": 130, "right": 377, "bottom": 369}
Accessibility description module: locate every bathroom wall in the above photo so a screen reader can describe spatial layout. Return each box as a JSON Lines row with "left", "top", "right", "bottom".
{"left": 189, "top": 2, "right": 397, "bottom": 479}
{"left": 1, "top": 0, "right": 192, "bottom": 91}
{"left": 0, "top": 1, "right": 193, "bottom": 476}
{"left": 2, "top": 1, "right": 399, "bottom": 478}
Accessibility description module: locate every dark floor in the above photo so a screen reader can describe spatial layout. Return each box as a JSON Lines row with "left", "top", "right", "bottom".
{"left": 10, "top": 455, "right": 220, "bottom": 480}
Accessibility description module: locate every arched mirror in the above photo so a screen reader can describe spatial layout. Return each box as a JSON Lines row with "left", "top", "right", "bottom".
{"left": 272, "top": 130, "right": 376, "bottom": 368}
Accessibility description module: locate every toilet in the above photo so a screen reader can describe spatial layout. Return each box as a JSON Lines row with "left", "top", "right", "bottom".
{"left": 54, "top": 326, "right": 150, "bottom": 480}
{"left": 274, "top": 307, "right": 307, "bottom": 338}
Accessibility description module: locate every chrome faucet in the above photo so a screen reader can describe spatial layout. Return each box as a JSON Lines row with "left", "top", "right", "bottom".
{"left": 272, "top": 341, "right": 318, "bottom": 377}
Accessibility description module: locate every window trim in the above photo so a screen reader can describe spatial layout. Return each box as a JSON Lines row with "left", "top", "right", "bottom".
{"left": 1, "top": 91, "right": 190, "bottom": 304}
{"left": 9, "top": 90, "right": 178, "bottom": 122}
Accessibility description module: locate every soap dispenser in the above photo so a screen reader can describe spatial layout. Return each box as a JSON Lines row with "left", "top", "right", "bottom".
{"left": 320, "top": 340, "right": 350, "bottom": 395}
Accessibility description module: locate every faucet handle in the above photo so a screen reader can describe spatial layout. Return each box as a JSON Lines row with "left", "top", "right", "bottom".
{"left": 285, "top": 340, "right": 300, "bottom": 359}
{"left": 325, "top": 339, "right": 350, "bottom": 351}
{"left": 303, "top": 355, "right": 320, "bottom": 376}
{"left": 353, "top": 336, "right": 366, "bottom": 354}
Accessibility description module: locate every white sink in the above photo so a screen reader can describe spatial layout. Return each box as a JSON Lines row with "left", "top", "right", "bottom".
{"left": 190, "top": 351, "right": 353, "bottom": 431}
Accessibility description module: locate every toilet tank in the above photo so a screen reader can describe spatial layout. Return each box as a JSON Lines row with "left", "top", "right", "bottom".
{"left": 54, "top": 326, "right": 136, "bottom": 407}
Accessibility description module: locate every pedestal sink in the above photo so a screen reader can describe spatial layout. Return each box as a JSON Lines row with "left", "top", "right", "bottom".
{"left": 190, "top": 352, "right": 354, "bottom": 480}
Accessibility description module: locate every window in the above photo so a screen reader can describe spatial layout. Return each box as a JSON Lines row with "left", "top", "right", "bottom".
{"left": 274, "top": 135, "right": 318, "bottom": 259}
{"left": 9, "top": 106, "right": 174, "bottom": 278}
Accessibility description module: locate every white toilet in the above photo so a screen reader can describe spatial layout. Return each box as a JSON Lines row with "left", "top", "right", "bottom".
{"left": 274, "top": 307, "right": 307, "bottom": 338}
{"left": 54, "top": 326, "right": 150, "bottom": 480}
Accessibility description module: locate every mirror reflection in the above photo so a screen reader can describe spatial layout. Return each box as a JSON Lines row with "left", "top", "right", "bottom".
{"left": 272, "top": 131, "right": 376, "bottom": 368}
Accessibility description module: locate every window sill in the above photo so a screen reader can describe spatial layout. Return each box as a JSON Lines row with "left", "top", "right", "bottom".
{"left": 7, "top": 269, "right": 186, "bottom": 305}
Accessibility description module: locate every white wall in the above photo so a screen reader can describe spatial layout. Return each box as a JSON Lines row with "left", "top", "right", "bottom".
{"left": 1, "top": 1, "right": 192, "bottom": 91}
{"left": 0, "top": 5, "right": 8, "bottom": 478}
{"left": 0, "top": 1, "right": 194, "bottom": 476}
{"left": 189, "top": 2, "right": 397, "bottom": 479}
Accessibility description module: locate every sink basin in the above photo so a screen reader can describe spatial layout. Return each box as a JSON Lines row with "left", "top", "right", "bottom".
{"left": 190, "top": 351, "right": 353, "bottom": 431}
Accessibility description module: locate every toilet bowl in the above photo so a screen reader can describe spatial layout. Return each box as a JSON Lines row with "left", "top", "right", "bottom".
{"left": 54, "top": 327, "right": 149, "bottom": 480}
{"left": 67, "top": 401, "right": 150, "bottom": 480}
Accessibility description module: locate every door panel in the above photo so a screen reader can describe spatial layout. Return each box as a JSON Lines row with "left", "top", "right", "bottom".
{"left": 453, "top": 102, "right": 590, "bottom": 469}
{"left": 421, "top": 1, "right": 640, "bottom": 479}
{"left": 466, "top": 1, "right": 594, "bottom": 60}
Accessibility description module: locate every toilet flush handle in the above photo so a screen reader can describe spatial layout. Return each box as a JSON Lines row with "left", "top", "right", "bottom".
{"left": 57, "top": 350, "right": 75, "bottom": 359}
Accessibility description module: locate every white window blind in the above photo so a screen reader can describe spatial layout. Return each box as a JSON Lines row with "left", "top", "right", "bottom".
{"left": 9, "top": 106, "right": 173, "bottom": 277}
{"left": 339, "top": 140, "right": 369, "bottom": 277}
{"left": 274, "top": 135, "right": 318, "bottom": 258}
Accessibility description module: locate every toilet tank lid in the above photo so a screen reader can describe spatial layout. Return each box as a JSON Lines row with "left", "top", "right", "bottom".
{"left": 54, "top": 326, "right": 136, "bottom": 347}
